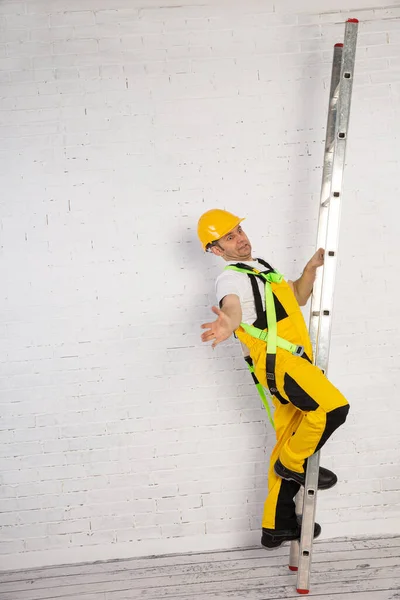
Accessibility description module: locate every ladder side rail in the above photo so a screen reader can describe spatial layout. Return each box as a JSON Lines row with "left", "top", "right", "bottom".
{"left": 295, "top": 19, "right": 359, "bottom": 595}
{"left": 288, "top": 41, "right": 343, "bottom": 574}
{"left": 317, "top": 21, "right": 359, "bottom": 373}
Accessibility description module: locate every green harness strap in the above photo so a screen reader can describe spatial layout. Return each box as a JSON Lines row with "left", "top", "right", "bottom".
{"left": 225, "top": 264, "right": 304, "bottom": 428}
{"left": 226, "top": 264, "right": 301, "bottom": 353}
{"left": 245, "top": 358, "right": 275, "bottom": 429}
{"left": 240, "top": 323, "right": 300, "bottom": 354}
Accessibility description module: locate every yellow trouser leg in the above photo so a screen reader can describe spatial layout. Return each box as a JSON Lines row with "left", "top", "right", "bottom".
{"left": 277, "top": 355, "right": 349, "bottom": 473}
{"left": 262, "top": 400, "right": 302, "bottom": 529}
{"left": 258, "top": 352, "right": 349, "bottom": 530}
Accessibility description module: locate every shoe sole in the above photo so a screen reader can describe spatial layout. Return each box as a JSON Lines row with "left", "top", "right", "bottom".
{"left": 318, "top": 479, "right": 337, "bottom": 490}
{"left": 262, "top": 528, "right": 321, "bottom": 550}
{"left": 274, "top": 466, "right": 337, "bottom": 490}
{"left": 262, "top": 541, "right": 291, "bottom": 550}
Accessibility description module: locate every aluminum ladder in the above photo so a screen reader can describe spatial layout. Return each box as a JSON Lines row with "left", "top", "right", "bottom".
{"left": 288, "top": 18, "right": 359, "bottom": 595}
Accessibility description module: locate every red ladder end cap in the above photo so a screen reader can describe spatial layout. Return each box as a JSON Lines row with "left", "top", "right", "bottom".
{"left": 297, "top": 590, "right": 310, "bottom": 595}
{"left": 289, "top": 565, "right": 298, "bottom": 571}
{"left": 335, "top": 43, "right": 344, "bottom": 47}
{"left": 347, "top": 18, "right": 359, "bottom": 23}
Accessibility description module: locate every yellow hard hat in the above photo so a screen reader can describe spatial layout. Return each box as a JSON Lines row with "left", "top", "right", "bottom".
{"left": 197, "top": 209, "right": 244, "bottom": 251}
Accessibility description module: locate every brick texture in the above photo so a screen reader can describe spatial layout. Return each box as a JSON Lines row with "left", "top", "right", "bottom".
{"left": 0, "top": 0, "right": 400, "bottom": 570}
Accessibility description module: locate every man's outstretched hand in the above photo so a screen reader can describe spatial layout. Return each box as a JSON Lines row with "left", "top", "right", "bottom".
{"left": 201, "top": 306, "right": 235, "bottom": 349}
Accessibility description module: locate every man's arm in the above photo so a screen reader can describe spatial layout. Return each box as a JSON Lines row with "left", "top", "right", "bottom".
{"left": 291, "top": 248, "right": 325, "bottom": 306}
{"left": 220, "top": 294, "right": 242, "bottom": 330}
{"left": 201, "top": 294, "right": 242, "bottom": 348}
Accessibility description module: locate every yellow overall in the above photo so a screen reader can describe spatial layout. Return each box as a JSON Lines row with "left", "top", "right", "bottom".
{"left": 232, "top": 264, "right": 349, "bottom": 530}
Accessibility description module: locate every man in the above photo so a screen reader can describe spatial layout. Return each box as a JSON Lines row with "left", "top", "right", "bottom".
{"left": 198, "top": 209, "right": 349, "bottom": 549}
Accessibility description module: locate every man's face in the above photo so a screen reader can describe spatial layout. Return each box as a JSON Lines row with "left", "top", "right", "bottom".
{"left": 210, "top": 224, "right": 252, "bottom": 261}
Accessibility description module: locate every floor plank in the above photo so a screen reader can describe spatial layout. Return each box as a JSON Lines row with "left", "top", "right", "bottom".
{"left": 1, "top": 556, "right": 400, "bottom": 597}
{"left": 3, "top": 536, "right": 400, "bottom": 583}
{"left": 0, "top": 535, "right": 399, "bottom": 600}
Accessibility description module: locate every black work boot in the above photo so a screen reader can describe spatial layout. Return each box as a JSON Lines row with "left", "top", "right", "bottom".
{"left": 274, "top": 458, "right": 337, "bottom": 490}
{"left": 261, "top": 521, "right": 321, "bottom": 549}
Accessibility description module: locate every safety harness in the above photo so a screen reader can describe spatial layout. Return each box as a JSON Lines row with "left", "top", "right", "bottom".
{"left": 225, "top": 259, "right": 305, "bottom": 428}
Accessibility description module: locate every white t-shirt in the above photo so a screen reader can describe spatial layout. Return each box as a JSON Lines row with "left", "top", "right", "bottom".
{"left": 215, "top": 259, "right": 294, "bottom": 325}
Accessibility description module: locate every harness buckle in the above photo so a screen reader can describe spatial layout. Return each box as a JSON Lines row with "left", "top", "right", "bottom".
{"left": 294, "top": 345, "right": 305, "bottom": 357}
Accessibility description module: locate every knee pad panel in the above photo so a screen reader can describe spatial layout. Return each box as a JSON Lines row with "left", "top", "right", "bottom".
{"left": 283, "top": 373, "right": 319, "bottom": 411}
{"left": 327, "top": 403, "right": 350, "bottom": 427}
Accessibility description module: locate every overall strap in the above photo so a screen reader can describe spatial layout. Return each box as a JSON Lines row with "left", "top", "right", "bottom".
{"left": 223, "top": 263, "right": 304, "bottom": 417}
{"left": 225, "top": 263, "right": 280, "bottom": 403}
{"left": 248, "top": 275, "right": 266, "bottom": 328}
{"left": 225, "top": 262, "right": 278, "bottom": 328}
{"left": 226, "top": 264, "right": 279, "bottom": 395}
{"left": 225, "top": 263, "right": 267, "bottom": 327}
{"left": 263, "top": 277, "right": 279, "bottom": 396}
{"left": 255, "top": 258, "right": 275, "bottom": 273}
{"left": 225, "top": 262, "right": 284, "bottom": 332}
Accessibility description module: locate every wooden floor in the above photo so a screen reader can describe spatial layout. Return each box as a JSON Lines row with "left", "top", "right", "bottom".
{"left": 1, "top": 536, "right": 399, "bottom": 600}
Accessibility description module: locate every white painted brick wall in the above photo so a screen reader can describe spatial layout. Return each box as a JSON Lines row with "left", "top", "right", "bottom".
{"left": 0, "top": 0, "right": 400, "bottom": 571}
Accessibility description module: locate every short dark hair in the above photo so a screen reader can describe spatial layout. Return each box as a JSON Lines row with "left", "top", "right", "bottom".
{"left": 206, "top": 240, "right": 222, "bottom": 252}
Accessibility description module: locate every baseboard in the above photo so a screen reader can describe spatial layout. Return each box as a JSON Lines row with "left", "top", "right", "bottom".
{"left": 1, "top": 518, "right": 399, "bottom": 572}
